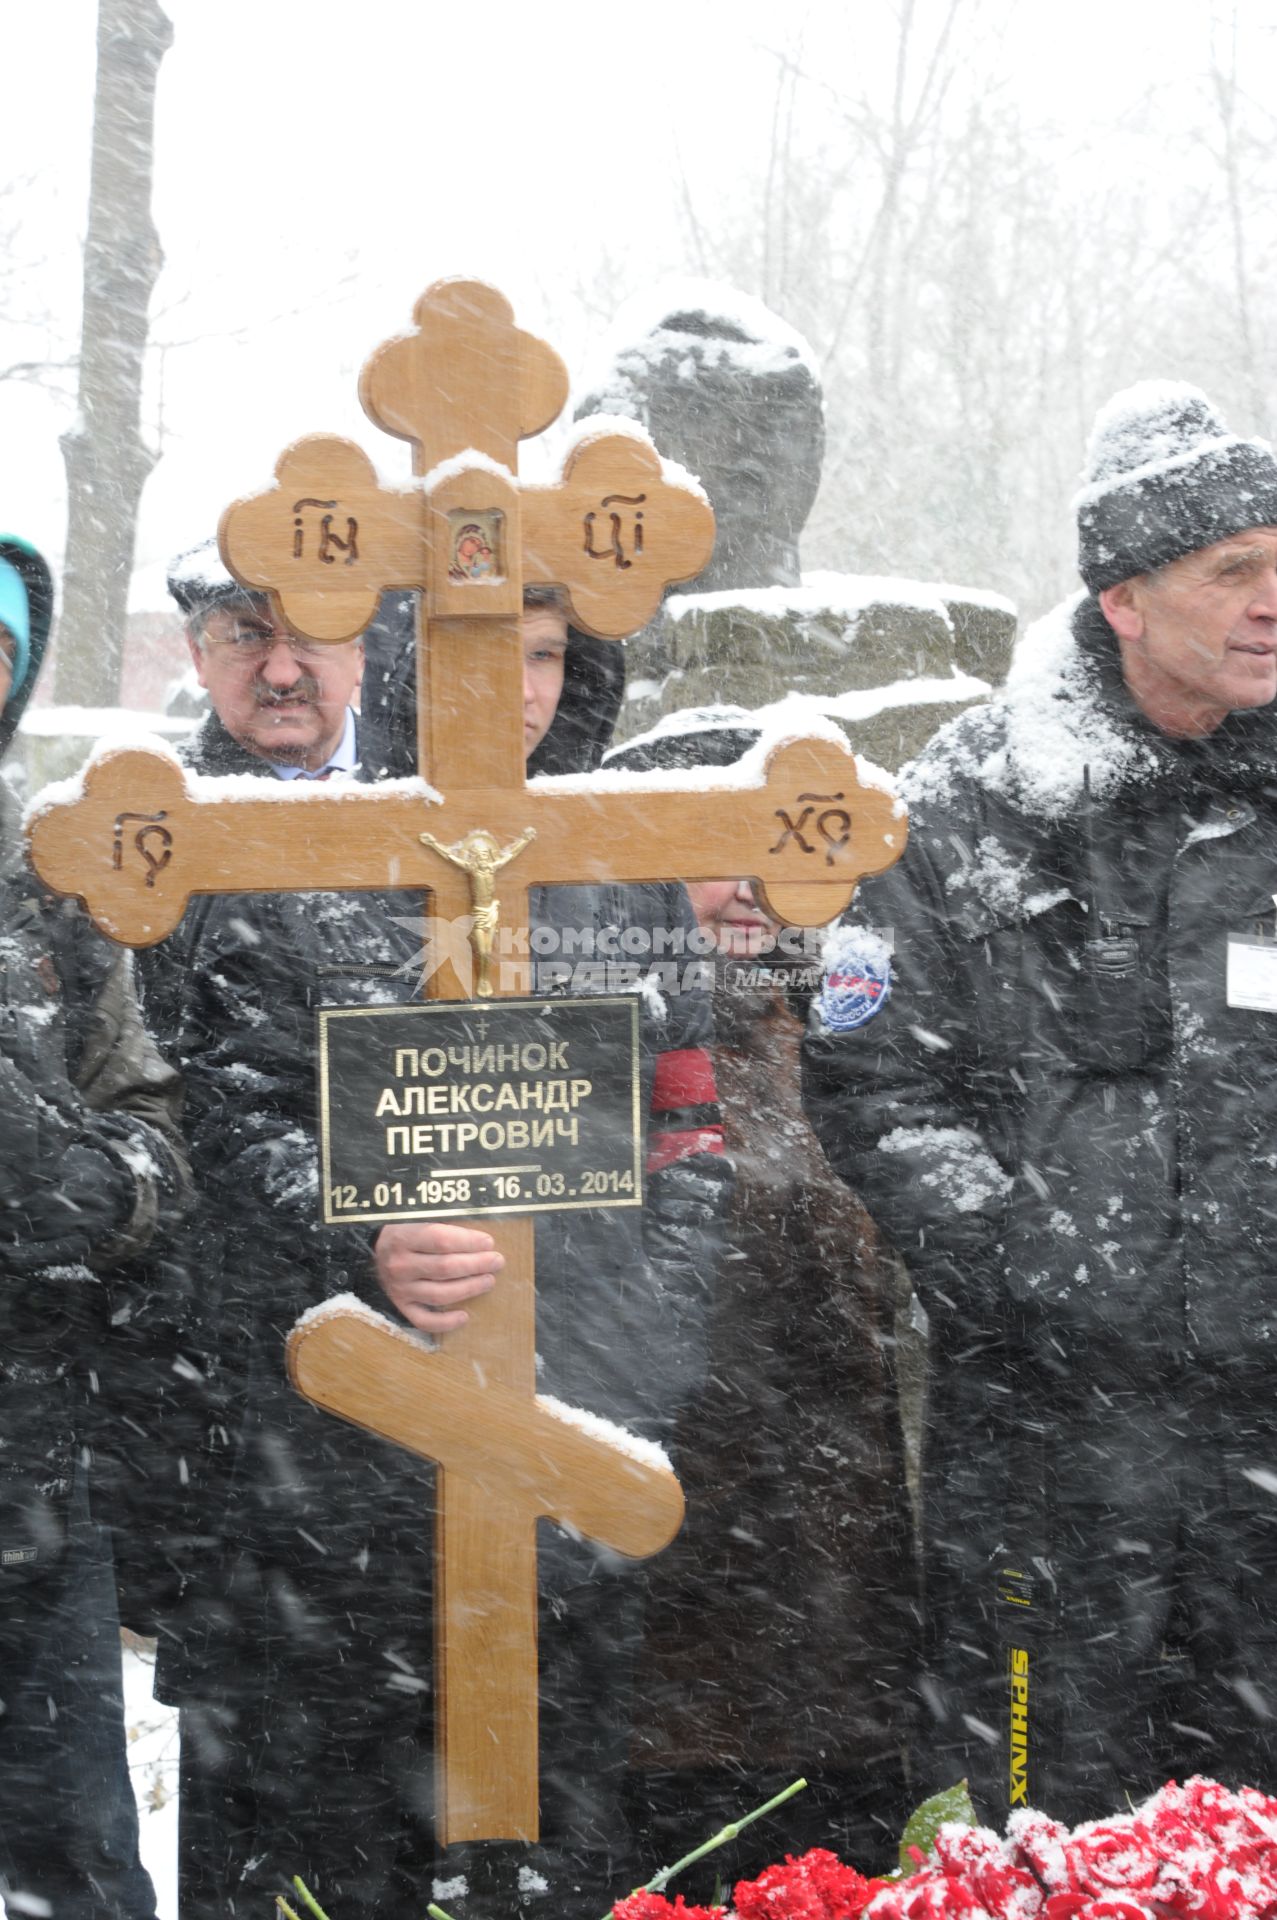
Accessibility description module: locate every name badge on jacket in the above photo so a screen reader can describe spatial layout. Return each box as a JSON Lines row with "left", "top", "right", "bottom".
{"left": 1227, "top": 933, "right": 1277, "bottom": 1011}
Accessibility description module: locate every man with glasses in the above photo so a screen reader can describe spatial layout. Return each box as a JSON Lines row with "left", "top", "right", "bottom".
{"left": 144, "top": 552, "right": 727, "bottom": 1918}
{"left": 135, "top": 544, "right": 417, "bottom": 1916}
{"left": 172, "top": 541, "right": 366, "bottom": 779}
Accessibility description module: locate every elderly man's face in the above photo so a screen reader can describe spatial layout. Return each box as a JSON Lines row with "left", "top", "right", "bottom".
{"left": 1101, "top": 527, "right": 1277, "bottom": 737}
{"left": 189, "top": 601, "right": 364, "bottom": 769}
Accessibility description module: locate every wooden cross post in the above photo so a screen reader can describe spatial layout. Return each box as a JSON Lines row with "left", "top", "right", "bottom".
{"left": 28, "top": 279, "right": 907, "bottom": 1845}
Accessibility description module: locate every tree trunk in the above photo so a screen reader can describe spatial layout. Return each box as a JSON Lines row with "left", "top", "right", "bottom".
{"left": 55, "top": 0, "right": 172, "bottom": 706}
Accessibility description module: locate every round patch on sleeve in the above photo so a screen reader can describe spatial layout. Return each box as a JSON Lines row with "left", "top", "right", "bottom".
{"left": 818, "top": 928, "right": 892, "bottom": 1032}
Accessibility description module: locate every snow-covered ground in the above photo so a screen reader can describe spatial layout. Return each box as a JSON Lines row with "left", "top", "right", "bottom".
{"left": 122, "top": 1641, "right": 179, "bottom": 1919}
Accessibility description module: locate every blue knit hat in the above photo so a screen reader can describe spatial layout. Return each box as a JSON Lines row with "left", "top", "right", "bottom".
{"left": 0, "top": 554, "right": 30, "bottom": 691}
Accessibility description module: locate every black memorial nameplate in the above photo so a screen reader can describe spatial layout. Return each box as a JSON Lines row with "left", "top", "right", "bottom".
{"left": 318, "top": 995, "right": 642, "bottom": 1224}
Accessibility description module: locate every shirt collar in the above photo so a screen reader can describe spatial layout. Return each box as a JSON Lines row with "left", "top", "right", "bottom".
{"left": 269, "top": 706, "right": 359, "bottom": 781}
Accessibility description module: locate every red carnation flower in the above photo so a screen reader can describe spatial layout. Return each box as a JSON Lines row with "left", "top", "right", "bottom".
{"left": 612, "top": 1892, "right": 724, "bottom": 1920}
{"left": 735, "top": 1848, "right": 876, "bottom": 1920}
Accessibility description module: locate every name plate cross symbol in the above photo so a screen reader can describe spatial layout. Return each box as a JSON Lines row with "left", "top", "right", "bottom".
{"left": 26, "top": 278, "right": 907, "bottom": 1845}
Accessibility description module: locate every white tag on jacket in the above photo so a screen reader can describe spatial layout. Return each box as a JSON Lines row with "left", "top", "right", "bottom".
{"left": 1226, "top": 934, "right": 1277, "bottom": 1011}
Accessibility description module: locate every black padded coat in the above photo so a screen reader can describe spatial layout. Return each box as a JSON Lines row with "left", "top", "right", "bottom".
{"left": 803, "top": 590, "right": 1277, "bottom": 1824}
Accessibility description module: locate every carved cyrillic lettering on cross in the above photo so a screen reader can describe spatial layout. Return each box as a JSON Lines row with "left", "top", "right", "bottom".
{"left": 26, "top": 279, "right": 907, "bottom": 1844}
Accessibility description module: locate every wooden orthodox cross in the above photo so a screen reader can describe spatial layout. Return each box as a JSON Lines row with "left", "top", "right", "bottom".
{"left": 28, "top": 280, "right": 906, "bottom": 1846}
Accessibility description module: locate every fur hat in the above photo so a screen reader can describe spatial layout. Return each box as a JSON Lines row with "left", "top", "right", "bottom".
{"left": 1074, "top": 380, "right": 1277, "bottom": 591}
{"left": 166, "top": 538, "right": 261, "bottom": 620}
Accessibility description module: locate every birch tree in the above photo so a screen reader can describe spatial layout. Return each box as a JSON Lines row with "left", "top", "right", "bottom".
{"left": 54, "top": 0, "right": 171, "bottom": 706}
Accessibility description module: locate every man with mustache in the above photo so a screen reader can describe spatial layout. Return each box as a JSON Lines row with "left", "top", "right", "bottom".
{"left": 134, "top": 546, "right": 416, "bottom": 1915}
{"left": 171, "top": 541, "right": 367, "bottom": 780}
{"left": 143, "top": 555, "right": 727, "bottom": 1918}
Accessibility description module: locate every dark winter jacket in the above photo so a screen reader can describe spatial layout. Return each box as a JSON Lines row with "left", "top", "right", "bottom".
{"left": 0, "top": 538, "right": 189, "bottom": 1586}
{"left": 634, "top": 966, "right": 916, "bottom": 1775}
{"left": 804, "top": 590, "right": 1277, "bottom": 1379}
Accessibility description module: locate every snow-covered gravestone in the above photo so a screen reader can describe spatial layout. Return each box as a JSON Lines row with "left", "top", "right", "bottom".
{"left": 575, "top": 282, "right": 1016, "bottom": 768}
{"left": 25, "top": 279, "right": 906, "bottom": 1846}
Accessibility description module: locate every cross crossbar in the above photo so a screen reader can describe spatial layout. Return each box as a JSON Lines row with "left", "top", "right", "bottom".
{"left": 27, "top": 736, "right": 901, "bottom": 950}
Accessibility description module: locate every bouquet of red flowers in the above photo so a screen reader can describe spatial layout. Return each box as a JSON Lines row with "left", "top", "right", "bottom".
{"left": 612, "top": 1779, "right": 1277, "bottom": 1920}
{"left": 285, "top": 1776, "right": 1277, "bottom": 1920}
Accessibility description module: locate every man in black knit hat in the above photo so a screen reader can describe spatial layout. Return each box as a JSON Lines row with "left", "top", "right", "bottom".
{"left": 804, "top": 381, "right": 1277, "bottom": 1824}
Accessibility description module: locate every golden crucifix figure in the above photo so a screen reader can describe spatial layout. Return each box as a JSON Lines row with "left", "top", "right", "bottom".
{"left": 419, "top": 825, "right": 537, "bottom": 996}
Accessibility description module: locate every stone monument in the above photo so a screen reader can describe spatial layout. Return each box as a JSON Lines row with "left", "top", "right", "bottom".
{"left": 576, "top": 280, "right": 824, "bottom": 595}
{"left": 575, "top": 280, "right": 1016, "bottom": 770}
